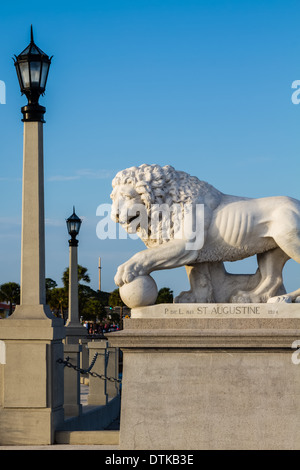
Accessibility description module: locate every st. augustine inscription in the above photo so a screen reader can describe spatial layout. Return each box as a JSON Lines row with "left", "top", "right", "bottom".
{"left": 130, "top": 303, "right": 300, "bottom": 319}
{"left": 164, "top": 305, "right": 261, "bottom": 315}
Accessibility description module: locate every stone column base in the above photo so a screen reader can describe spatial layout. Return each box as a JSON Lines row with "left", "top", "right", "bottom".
{"left": 0, "top": 408, "right": 64, "bottom": 446}
{"left": 0, "top": 315, "right": 65, "bottom": 445}
{"left": 107, "top": 303, "right": 300, "bottom": 450}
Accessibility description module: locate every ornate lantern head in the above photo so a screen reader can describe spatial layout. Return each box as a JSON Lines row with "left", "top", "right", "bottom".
{"left": 66, "top": 207, "right": 82, "bottom": 246}
{"left": 14, "top": 26, "right": 52, "bottom": 121}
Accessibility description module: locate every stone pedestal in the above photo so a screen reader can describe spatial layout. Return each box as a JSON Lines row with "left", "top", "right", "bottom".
{"left": 79, "top": 338, "right": 89, "bottom": 371}
{"left": 64, "top": 324, "right": 88, "bottom": 345}
{"left": 87, "top": 340, "right": 109, "bottom": 406}
{"left": 107, "top": 303, "right": 300, "bottom": 450}
{"left": 0, "top": 316, "right": 65, "bottom": 445}
{"left": 106, "top": 345, "right": 120, "bottom": 400}
{"left": 64, "top": 343, "right": 82, "bottom": 418}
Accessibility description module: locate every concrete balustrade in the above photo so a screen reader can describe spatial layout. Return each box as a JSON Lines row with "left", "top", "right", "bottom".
{"left": 63, "top": 338, "right": 120, "bottom": 419}
{"left": 87, "top": 340, "right": 109, "bottom": 406}
{"left": 63, "top": 343, "right": 82, "bottom": 418}
{"left": 106, "top": 346, "right": 120, "bottom": 400}
{"left": 0, "top": 334, "right": 121, "bottom": 443}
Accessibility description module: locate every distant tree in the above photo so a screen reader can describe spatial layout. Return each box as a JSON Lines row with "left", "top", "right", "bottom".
{"left": 96, "top": 290, "right": 110, "bottom": 305}
{"left": 62, "top": 265, "right": 90, "bottom": 288}
{"left": 61, "top": 265, "right": 94, "bottom": 319}
{"left": 81, "top": 297, "right": 106, "bottom": 322}
{"left": 109, "top": 288, "right": 125, "bottom": 328}
{"left": 46, "top": 278, "right": 57, "bottom": 290}
{"left": 45, "top": 278, "right": 57, "bottom": 303}
{"left": 48, "top": 287, "right": 68, "bottom": 318}
{"left": 78, "top": 284, "right": 97, "bottom": 318}
{"left": 156, "top": 287, "right": 173, "bottom": 304}
{"left": 0, "top": 282, "right": 20, "bottom": 316}
{"left": 79, "top": 289, "right": 111, "bottom": 322}
{"left": 109, "top": 288, "right": 125, "bottom": 308}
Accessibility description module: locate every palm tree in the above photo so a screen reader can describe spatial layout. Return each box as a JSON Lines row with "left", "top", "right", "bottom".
{"left": 47, "top": 287, "right": 68, "bottom": 319}
{"left": 61, "top": 265, "right": 93, "bottom": 319}
{"left": 62, "top": 265, "right": 90, "bottom": 288}
{"left": 0, "top": 282, "right": 20, "bottom": 316}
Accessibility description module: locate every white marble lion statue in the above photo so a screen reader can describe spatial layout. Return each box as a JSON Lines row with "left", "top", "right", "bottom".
{"left": 110, "top": 163, "right": 300, "bottom": 303}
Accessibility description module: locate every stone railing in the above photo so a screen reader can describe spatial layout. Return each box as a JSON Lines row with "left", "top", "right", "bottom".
{"left": 63, "top": 338, "right": 121, "bottom": 420}
{"left": 0, "top": 335, "right": 120, "bottom": 431}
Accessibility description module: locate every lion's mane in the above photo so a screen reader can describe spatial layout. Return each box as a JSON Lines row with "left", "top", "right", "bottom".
{"left": 112, "top": 164, "right": 222, "bottom": 247}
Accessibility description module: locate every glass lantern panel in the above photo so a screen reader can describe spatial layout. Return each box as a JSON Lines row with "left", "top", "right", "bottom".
{"left": 30, "top": 44, "right": 41, "bottom": 55}
{"left": 20, "top": 45, "right": 31, "bottom": 55}
{"left": 75, "top": 221, "right": 81, "bottom": 232}
{"left": 67, "top": 219, "right": 81, "bottom": 234}
{"left": 15, "top": 65, "right": 23, "bottom": 90}
{"left": 40, "top": 62, "right": 49, "bottom": 89}
{"left": 70, "top": 222, "right": 77, "bottom": 232}
{"left": 19, "top": 62, "right": 30, "bottom": 88}
{"left": 30, "top": 61, "right": 42, "bottom": 87}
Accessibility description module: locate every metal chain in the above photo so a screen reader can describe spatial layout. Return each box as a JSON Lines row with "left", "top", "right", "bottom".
{"left": 57, "top": 355, "right": 122, "bottom": 383}
{"left": 82, "top": 352, "right": 99, "bottom": 373}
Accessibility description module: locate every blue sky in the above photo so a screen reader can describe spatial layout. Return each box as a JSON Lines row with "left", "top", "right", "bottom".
{"left": 0, "top": 0, "right": 300, "bottom": 296}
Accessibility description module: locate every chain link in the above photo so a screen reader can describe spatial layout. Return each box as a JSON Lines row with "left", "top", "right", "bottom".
{"left": 82, "top": 352, "right": 99, "bottom": 373}
{"left": 57, "top": 355, "right": 121, "bottom": 383}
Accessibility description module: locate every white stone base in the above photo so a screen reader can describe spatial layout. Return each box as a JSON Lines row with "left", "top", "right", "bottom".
{"left": 107, "top": 303, "right": 300, "bottom": 450}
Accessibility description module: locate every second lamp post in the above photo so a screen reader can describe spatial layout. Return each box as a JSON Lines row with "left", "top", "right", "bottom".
{"left": 65, "top": 207, "right": 87, "bottom": 342}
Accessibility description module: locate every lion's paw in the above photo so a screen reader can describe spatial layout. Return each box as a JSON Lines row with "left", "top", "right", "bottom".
{"left": 114, "top": 259, "right": 148, "bottom": 287}
{"left": 114, "top": 265, "right": 136, "bottom": 287}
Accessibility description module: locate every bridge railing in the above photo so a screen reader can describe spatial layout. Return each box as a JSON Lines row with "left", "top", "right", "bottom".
{"left": 62, "top": 338, "right": 121, "bottom": 419}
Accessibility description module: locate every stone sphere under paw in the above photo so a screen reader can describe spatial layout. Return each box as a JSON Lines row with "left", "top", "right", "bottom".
{"left": 119, "top": 275, "right": 158, "bottom": 308}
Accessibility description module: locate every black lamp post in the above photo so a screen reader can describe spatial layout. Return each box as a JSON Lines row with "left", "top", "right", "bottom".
{"left": 65, "top": 207, "right": 86, "bottom": 345}
{"left": 66, "top": 207, "right": 82, "bottom": 247}
{"left": 12, "top": 26, "right": 53, "bottom": 311}
{"left": 13, "top": 25, "right": 52, "bottom": 122}
{"left": 4, "top": 27, "right": 66, "bottom": 445}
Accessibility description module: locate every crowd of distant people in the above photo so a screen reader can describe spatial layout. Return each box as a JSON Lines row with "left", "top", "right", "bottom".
{"left": 83, "top": 321, "right": 119, "bottom": 335}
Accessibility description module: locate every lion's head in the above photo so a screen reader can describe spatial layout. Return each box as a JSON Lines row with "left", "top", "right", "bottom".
{"left": 110, "top": 164, "right": 222, "bottom": 247}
